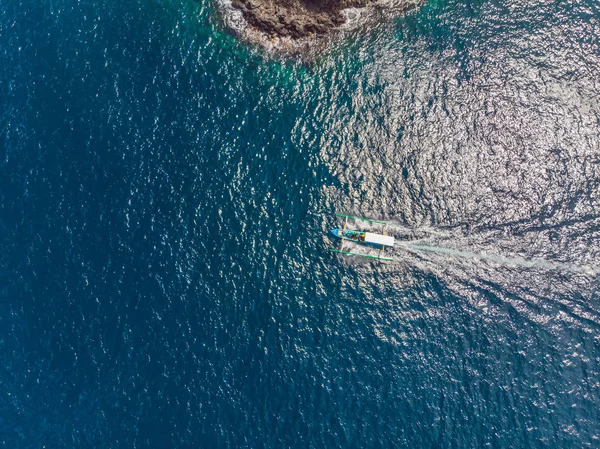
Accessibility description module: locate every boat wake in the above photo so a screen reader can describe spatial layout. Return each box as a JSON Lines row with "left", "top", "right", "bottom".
{"left": 335, "top": 217, "right": 599, "bottom": 276}
{"left": 397, "top": 242, "right": 600, "bottom": 276}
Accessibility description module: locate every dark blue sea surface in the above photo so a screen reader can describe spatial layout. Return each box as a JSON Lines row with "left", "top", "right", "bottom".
{"left": 2, "top": 0, "right": 600, "bottom": 446}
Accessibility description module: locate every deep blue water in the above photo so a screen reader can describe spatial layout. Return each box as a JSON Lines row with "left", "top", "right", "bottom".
{"left": 2, "top": 0, "right": 600, "bottom": 447}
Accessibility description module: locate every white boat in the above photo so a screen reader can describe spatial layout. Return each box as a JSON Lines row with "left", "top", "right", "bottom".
{"left": 329, "top": 214, "right": 395, "bottom": 261}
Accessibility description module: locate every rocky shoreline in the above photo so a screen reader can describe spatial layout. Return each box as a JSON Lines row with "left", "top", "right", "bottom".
{"left": 225, "top": 0, "right": 421, "bottom": 50}
{"left": 230, "top": 0, "right": 363, "bottom": 39}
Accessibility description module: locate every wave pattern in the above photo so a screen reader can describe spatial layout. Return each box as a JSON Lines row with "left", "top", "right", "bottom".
{"left": 1, "top": 0, "right": 600, "bottom": 446}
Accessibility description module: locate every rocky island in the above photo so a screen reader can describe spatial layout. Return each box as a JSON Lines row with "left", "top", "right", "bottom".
{"left": 224, "top": 0, "right": 422, "bottom": 52}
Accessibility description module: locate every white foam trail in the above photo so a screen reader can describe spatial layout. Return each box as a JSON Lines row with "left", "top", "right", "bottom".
{"left": 398, "top": 243, "right": 599, "bottom": 276}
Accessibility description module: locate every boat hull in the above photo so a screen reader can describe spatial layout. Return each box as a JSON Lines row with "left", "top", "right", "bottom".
{"left": 330, "top": 228, "right": 365, "bottom": 243}
{"left": 330, "top": 229, "right": 395, "bottom": 247}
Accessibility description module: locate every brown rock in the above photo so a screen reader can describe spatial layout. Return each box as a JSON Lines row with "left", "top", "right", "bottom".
{"left": 229, "top": 0, "right": 418, "bottom": 43}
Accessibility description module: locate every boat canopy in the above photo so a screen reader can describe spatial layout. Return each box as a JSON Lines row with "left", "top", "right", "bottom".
{"left": 364, "top": 233, "right": 395, "bottom": 247}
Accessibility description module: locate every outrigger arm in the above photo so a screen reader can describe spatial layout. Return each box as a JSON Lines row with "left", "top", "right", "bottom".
{"left": 329, "top": 248, "right": 394, "bottom": 261}
{"left": 335, "top": 213, "right": 388, "bottom": 225}
{"left": 340, "top": 215, "right": 348, "bottom": 249}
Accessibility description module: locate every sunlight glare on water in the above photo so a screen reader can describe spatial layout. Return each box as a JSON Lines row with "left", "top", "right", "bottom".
{"left": 1, "top": 0, "right": 599, "bottom": 446}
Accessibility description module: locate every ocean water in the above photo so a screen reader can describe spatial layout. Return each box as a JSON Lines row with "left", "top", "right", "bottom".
{"left": 1, "top": 0, "right": 600, "bottom": 447}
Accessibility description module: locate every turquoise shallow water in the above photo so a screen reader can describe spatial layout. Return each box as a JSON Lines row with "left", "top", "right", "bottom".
{"left": 1, "top": 0, "right": 600, "bottom": 446}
